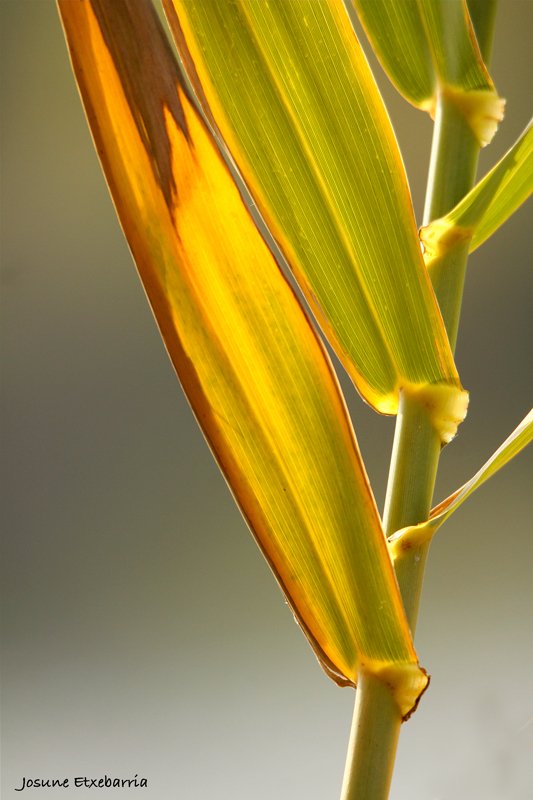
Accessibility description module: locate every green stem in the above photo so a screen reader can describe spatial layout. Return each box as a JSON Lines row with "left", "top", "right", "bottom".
{"left": 390, "top": 87, "right": 489, "bottom": 639}
{"left": 339, "top": 8, "right": 499, "bottom": 799}
{"left": 382, "top": 392, "right": 441, "bottom": 633}
{"left": 386, "top": 94, "right": 481, "bottom": 644}
{"left": 389, "top": 0, "right": 500, "bottom": 626}
{"left": 340, "top": 671, "right": 402, "bottom": 800}
{"left": 423, "top": 93, "right": 481, "bottom": 350}
{"left": 424, "top": 94, "right": 480, "bottom": 225}
{"left": 423, "top": 0, "right": 498, "bottom": 347}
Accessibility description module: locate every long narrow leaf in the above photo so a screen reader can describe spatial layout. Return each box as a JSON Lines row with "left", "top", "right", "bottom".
{"left": 352, "top": 0, "right": 504, "bottom": 145}
{"left": 389, "top": 409, "right": 533, "bottom": 560}
{"left": 165, "top": 0, "right": 467, "bottom": 444}
{"left": 421, "top": 120, "right": 533, "bottom": 264}
{"left": 58, "top": 0, "right": 428, "bottom": 715}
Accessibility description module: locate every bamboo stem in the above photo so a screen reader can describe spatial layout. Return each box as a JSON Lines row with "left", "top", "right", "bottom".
{"left": 423, "top": 93, "right": 481, "bottom": 351}
{"left": 386, "top": 95, "right": 481, "bottom": 643}
{"left": 340, "top": 671, "right": 402, "bottom": 800}
{"left": 382, "top": 393, "right": 441, "bottom": 633}
{"left": 339, "top": 7, "right": 499, "bottom": 799}
{"left": 387, "top": 0, "right": 500, "bottom": 623}
{"left": 389, "top": 86, "right": 486, "bottom": 638}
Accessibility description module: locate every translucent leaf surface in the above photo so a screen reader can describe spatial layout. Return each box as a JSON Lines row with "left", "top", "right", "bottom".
{"left": 352, "top": 0, "right": 436, "bottom": 112}
{"left": 165, "top": 0, "right": 467, "bottom": 443}
{"left": 58, "top": 0, "right": 428, "bottom": 715}
{"left": 352, "top": 0, "right": 504, "bottom": 144}
{"left": 421, "top": 120, "right": 533, "bottom": 264}
{"left": 389, "top": 408, "right": 533, "bottom": 560}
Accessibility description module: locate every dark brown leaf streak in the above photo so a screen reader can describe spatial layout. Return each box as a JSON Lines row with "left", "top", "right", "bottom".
{"left": 90, "top": 0, "right": 189, "bottom": 207}
{"left": 163, "top": 3, "right": 219, "bottom": 134}
{"left": 59, "top": 0, "right": 362, "bottom": 689}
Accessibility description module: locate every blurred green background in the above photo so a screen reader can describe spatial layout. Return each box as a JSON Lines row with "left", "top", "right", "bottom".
{"left": 2, "top": 2, "right": 532, "bottom": 798}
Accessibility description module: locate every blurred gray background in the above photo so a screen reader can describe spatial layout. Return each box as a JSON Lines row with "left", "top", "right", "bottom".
{"left": 2, "top": 2, "right": 532, "bottom": 798}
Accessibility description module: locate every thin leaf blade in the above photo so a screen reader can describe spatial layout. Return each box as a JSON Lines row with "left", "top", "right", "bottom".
{"left": 389, "top": 408, "right": 533, "bottom": 560}
{"left": 470, "top": 121, "right": 533, "bottom": 250}
{"left": 166, "top": 0, "right": 467, "bottom": 443}
{"left": 58, "top": 0, "right": 428, "bottom": 715}
{"left": 421, "top": 120, "right": 533, "bottom": 264}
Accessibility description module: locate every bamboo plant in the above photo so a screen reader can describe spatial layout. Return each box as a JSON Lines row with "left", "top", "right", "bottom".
{"left": 56, "top": 1, "right": 533, "bottom": 797}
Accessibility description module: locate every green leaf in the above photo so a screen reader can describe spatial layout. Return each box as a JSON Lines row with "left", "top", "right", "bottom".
{"left": 165, "top": 0, "right": 467, "bottom": 444}
{"left": 58, "top": 0, "right": 428, "bottom": 716}
{"left": 421, "top": 120, "right": 533, "bottom": 263}
{"left": 389, "top": 408, "right": 533, "bottom": 560}
{"left": 351, "top": 0, "right": 504, "bottom": 145}
{"left": 352, "top": 0, "right": 436, "bottom": 112}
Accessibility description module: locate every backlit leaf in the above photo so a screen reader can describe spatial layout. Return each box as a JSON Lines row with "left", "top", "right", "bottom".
{"left": 389, "top": 408, "right": 533, "bottom": 560}
{"left": 58, "top": 0, "right": 428, "bottom": 716}
{"left": 165, "top": 0, "right": 467, "bottom": 443}
{"left": 352, "top": 0, "right": 504, "bottom": 145}
{"left": 352, "top": 0, "right": 436, "bottom": 112}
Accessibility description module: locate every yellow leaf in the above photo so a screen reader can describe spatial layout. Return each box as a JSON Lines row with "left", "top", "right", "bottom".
{"left": 58, "top": 0, "right": 428, "bottom": 717}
